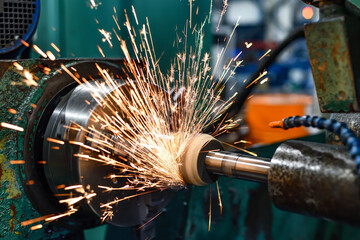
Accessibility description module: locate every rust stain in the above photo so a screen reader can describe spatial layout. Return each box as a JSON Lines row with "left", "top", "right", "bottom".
{"left": 0, "top": 138, "right": 22, "bottom": 199}
{"left": 342, "top": 48, "right": 350, "bottom": 62}
{"left": 331, "top": 35, "right": 341, "bottom": 57}
{"left": 331, "top": 34, "right": 341, "bottom": 66}
{"left": 317, "top": 61, "right": 327, "bottom": 91}
{"left": 339, "top": 91, "right": 346, "bottom": 100}
{"left": 318, "top": 73, "right": 326, "bottom": 91}
{"left": 318, "top": 42, "right": 327, "bottom": 49}
{"left": 10, "top": 203, "right": 16, "bottom": 232}
{"left": 318, "top": 61, "right": 328, "bottom": 72}
{"left": 12, "top": 193, "right": 21, "bottom": 200}
{"left": 311, "top": 58, "right": 319, "bottom": 66}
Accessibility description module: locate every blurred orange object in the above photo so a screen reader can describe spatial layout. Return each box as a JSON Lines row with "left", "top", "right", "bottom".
{"left": 245, "top": 93, "right": 313, "bottom": 145}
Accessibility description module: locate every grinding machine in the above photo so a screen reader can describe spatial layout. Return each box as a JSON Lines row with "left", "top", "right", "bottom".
{"left": 0, "top": 59, "right": 174, "bottom": 239}
{"left": 3, "top": 0, "right": 360, "bottom": 240}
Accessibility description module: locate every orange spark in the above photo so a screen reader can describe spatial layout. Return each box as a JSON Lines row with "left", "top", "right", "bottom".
{"left": 136, "top": 211, "right": 163, "bottom": 230}
{"left": 10, "top": 160, "right": 25, "bottom": 164}
{"left": 21, "top": 39, "right": 30, "bottom": 47}
{"left": 13, "top": 62, "right": 23, "bottom": 71}
{"left": 51, "top": 43, "right": 60, "bottom": 52}
{"left": 54, "top": 194, "right": 71, "bottom": 197}
{"left": 33, "top": 45, "right": 47, "bottom": 58}
{"left": 8, "top": 109, "right": 17, "bottom": 114}
{"left": 45, "top": 209, "right": 78, "bottom": 222}
{"left": 64, "top": 185, "right": 83, "bottom": 190}
{"left": 98, "top": 29, "right": 113, "bottom": 48}
{"left": 60, "top": 64, "right": 82, "bottom": 85}
{"left": 245, "top": 42, "right": 253, "bottom": 48}
{"left": 234, "top": 51, "right": 242, "bottom": 61}
{"left": 234, "top": 140, "right": 252, "bottom": 144}
{"left": 97, "top": 45, "right": 105, "bottom": 57}
{"left": 260, "top": 77, "right": 268, "bottom": 85}
{"left": 46, "top": 51, "right": 56, "bottom": 60}
{"left": 258, "top": 49, "right": 271, "bottom": 61}
{"left": 56, "top": 184, "right": 66, "bottom": 189}
{"left": 222, "top": 142, "right": 257, "bottom": 157}
{"left": 246, "top": 70, "right": 268, "bottom": 88}
{"left": 30, "top": 224, "right": 43, "bottom": 231}
{"left": 208, "top": 187, "right": 212, "bottom": 232}
{"left": 216, "top": 0, "right": 229, "bottom": 32}
{"left": 1, "top": 122, "right": 24, "bottom": 132}
{"left": 43, "top": 67, "right": 51, "bottom": 74}
{"left": 23, "top": 70, "right": 38, "bottom": 86}
{"left": 21, "top": 214, "right": 55, "bottom": 227}
{"left": 131, "top": 5, "right": 139, "bottom": 25}
{"left": 46, "top": 138, "right": 64, "bottom": 145}
{"left": 27, "top": 180, "right": 35, "bottom": 185}
{"left": 216, "top": 181, "right": 223, "bottom": 215}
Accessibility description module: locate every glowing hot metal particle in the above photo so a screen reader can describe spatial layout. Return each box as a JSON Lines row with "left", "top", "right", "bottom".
{"left": 1, "top": 122, "right": 24, "bottom": 132}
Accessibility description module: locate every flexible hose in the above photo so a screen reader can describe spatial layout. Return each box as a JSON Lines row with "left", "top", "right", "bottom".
{"left": 270, "top": 115, "right": 360, "bottom": 175}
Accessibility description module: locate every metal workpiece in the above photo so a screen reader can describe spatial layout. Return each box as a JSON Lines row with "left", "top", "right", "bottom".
{"left": 268, "top": 140, "right": 360, "bottom": 225}
{"left": 180, "top": 134, "right": 269, "bottom": 185}
{"left": 205, "top": 151, "right": 270, "bottom": 183}
{"left": 23, "top": 60, "right": 134, "bottom": 228}
{"left": 41, "top": 79, "right": 172, "bottom": 227}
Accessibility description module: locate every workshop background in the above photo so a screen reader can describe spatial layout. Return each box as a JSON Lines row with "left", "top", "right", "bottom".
{"left": 2, "top": 0, "right": 360, "bottom": 239}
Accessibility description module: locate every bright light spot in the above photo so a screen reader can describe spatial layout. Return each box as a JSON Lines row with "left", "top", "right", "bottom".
{"left": 302, "top": 7, "right": 313, "bottom": 20}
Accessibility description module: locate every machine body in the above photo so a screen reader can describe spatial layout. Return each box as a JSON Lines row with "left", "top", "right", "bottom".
{"left": 2, "top": 0, "right": 360, "bottom": 239}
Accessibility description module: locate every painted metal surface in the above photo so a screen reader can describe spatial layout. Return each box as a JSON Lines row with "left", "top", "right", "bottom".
{"left": 305, "top": 17, "right": 358, "bottom": 112}
{"left": 33, "top": 0, "right": 211, "bottom": 73}
{"left": 0, "top": 60, "right": 54, "bottom": 239}
{"left": 0, "top": 59, "right": 130, "bottom": 239}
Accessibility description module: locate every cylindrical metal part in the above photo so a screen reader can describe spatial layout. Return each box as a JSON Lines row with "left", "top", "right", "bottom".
{"left": 268, "top": 140, "right": 360, "bottom": 226}
{"left": 205, "top": 151, "right": 270, "bottom": 183}
{"left": 41, "top": 80, "right": 173, "bottom": 227}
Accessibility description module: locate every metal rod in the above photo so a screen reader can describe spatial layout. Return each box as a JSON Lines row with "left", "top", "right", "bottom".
{"left": 205, "top": 151, "right": 270, "bottom": 183}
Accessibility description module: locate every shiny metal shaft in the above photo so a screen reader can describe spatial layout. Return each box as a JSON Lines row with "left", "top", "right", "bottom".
{"left": 205, "top": 151, "right": 270, "bottom": 183}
